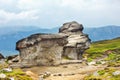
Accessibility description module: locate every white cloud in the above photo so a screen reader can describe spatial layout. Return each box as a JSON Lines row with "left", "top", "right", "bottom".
{"left": 0, "top": 10, "right": 39, "bottom": 26}
{"left": 0, "top": 0, "right": 120, "bottom": 28}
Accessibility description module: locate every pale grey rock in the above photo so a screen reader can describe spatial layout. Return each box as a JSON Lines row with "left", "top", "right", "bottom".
{"left": 16, "top": 34, "right": 67, "bottom": 66}
{"left": 112, "top": 71, "right": 120, "bottom": 76}
{"left": 0, "top": 59, "right": 5, "bottom": 64}
{"left": 59, "top": 21, "right": 83, "bottom": 33}
{"left": 93, "top": 71, "right": 100, "bottom": 76}
{"left": 87, "top": 61, "right": 96, "bottom": 66}
{"left": 16, "top": 21, "right": 91, "bottom": 67}
{"left": 0, "top": 73, "right": 6, "bottom": 78}
{"left": 3, "top": 68, "right": 12, "bottom": 72}
{"left": 61, "top": 22, "right": 90, "bottom": 60}
{"left": 9, "top": 77, "right": 14, "bottom": 80}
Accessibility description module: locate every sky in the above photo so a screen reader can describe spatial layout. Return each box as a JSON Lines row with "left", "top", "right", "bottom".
{"left": 0, "top": 0, "right": 120, "bottom": 28}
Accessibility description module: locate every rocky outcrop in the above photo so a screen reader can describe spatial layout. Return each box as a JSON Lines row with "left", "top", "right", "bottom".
{"left": 0, "top": 53, "right": 4, "bottom": 60}
{"left": 16, "top": 21, "right": 91, "bottom": 67}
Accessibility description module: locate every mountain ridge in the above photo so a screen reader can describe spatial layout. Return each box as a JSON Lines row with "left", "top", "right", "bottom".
{"left": 0, "top": 25, "right": 120, "bottom": 56}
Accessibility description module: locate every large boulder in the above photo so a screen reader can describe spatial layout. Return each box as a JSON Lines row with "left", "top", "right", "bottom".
{"left": 16, "top": 34, "right": 68, "bottom": 66}
{"left": 16, "top": 21, "right": 91, "bottom": 67}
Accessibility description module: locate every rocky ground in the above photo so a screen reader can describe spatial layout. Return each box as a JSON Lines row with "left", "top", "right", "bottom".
{"left": 22, "top": 58, "right": 119, "bottom": 80}
{"left": 0, "top": 54, "right": 120, "bottom": 80}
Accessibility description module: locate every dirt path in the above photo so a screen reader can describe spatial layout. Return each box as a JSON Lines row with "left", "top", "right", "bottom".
{"left": 23, "top": 63, "right": 106, "bottom": 80}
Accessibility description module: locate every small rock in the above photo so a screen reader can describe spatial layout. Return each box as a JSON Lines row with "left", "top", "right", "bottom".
{"left": 44, "top": 71, "right": 51, "bottom": 75}
{"left": 88, "top": 61, "right": 96, "bottom": 66}
{"left": 8, "top": 60, "right": 13, "bottom": 64}
{"left": 0, "top": 59, "right": 5, "bottom": 64}
{"left": 39, "top": 75, "right": 44, "bottom": 80}
{"left": 0, "top": 73, "right": 6, "bottom": 78}
{"left": 9, "top": 77, "right": 14, "bottom": 80}
{"left": 93, "top": 71, "right": 99, "bottom": 76}
{"left": 63, "top": 66, "right": 68, "bottom": 68}
{"left": 101, "top": 61, "right": 106, "bottom": 64}
{"left": 3, "top": 68, "right": 12, "bottom": 72}
{"left": 112, "top": 71, "right": 120, "bottom": 76}
{"left": 53, "top": 73, "right": 63, "bottom": 76}
{"left": 58, "top": 73, "right": 62, "bottom": 76}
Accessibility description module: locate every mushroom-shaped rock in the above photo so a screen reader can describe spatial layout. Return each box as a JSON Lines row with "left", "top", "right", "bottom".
{"left": 16, "top": 21, "right": 91, "bottom": 67}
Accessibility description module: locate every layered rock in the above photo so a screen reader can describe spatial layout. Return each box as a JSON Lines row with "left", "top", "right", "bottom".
{"left": 16, "top": 21, "right": 90, "bottom": 66}
{"left": 59, "top": 21, "right": 90, "bottom": 60}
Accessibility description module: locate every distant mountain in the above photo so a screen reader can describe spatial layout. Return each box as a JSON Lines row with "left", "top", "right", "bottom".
{"left": 0, "top": 27, "right": 58, "bottom": 56}
{"left": 84, "top": 25, "right": 120, "bottom": 41}
{"left": 0, "top": 25, "right": 120, "bottom": 56}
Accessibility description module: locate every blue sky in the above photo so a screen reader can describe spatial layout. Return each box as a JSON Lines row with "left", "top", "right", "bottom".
{"left": 0, "top": 0, "right": 120, "bottom": 28}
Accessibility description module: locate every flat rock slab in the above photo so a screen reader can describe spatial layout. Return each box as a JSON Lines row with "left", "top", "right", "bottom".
{"left": 60, "top": 60, "right": 82, "bottom": 65}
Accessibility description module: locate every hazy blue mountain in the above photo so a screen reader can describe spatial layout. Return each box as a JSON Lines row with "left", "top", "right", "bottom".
{"left": 0, "top": 27, "right": 58, "bottom": 56}
{"left": 84, "top": 25, "right": 120, "bottom": 41}
{"left": 0, "top": 25, "right": 120, "bottom": 56}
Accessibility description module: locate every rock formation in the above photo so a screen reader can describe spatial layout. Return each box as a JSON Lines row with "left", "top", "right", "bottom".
{"left": 0, "top": 53, "right": 4, "bottom": 60}
{"left": 16, "top": 21, "right": 91, "bottom": 67}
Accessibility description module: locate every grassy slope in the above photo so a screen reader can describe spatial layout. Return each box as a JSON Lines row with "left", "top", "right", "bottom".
{"left": 84, "top": 37, "right": 120, "bottom": 80}
{"left": 85, "top": 37, "right": 120, "bottom": 59}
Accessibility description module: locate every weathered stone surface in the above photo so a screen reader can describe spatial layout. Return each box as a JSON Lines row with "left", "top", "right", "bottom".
{"left": 61, "top": 21, "right": 90, "bottom": 60}
{"left": 16, "top": 21, "right": 91, "bottom": 67}
{"left": 0, "top": 53, "right": 4, "bottom": 59}
{"left": 7, "top": 55, "right": 18, "bottom": 61}
{"left": 16, "top": 34, "right": 68, "bottom": 66}
{"left": 59, "top": 21, "right": 83, "bottom": 33}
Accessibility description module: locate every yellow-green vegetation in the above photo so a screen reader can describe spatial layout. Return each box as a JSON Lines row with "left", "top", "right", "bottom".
{"left": 84, "top": 37, "right": 120, "bottom": 80}
{"left": 84, "top": 68, "right": 120, "bottom": 80}
{"left": 84, "top": 37, "right": 120, "bottom": 59}
{"left": 0, "top": 64, "right": 32, "bottom": 80}
{"left": 0, "top": 63, "right": 9, "bottom": 70}
{"left": 105, "top": 53, "right": 120, "bottom": 67}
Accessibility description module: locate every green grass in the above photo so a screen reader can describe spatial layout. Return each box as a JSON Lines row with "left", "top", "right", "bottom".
{"left": 85, "top": 37, "right": 120, "bottom": 59}
{"left": 84, "top": 37, "right": 120, "bottom": 80}
{"left": 84, "top": 67, "right": 120, "bottom": 80}
{"left": 0, "top": 68, "right": 32, "bottom": 80}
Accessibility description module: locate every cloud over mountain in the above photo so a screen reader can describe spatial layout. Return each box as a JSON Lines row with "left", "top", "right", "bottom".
{"left": 0, "top": 0, "right": 120, "bottom": 28}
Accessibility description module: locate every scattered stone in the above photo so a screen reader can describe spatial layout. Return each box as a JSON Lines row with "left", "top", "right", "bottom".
{"left": 0, "top": 59, "right": 5, "bottom": 64}
{"left": 93, "top": 71, "right": 99, "bottom": 76}
{"left": 9, "top": 77, "right": 14, "bottom": 80}
{"left": 39, "top": 75, "right": 44, "bottom": 80}
{"left": 63, "top": 65, "right": 68, "bottom": 68}
{"left": 8, "top": 60, "right": 13, "bottom": 64}
{"left": 3, "top": 68, "right": 12, "bottom": 72}
{"left": 0, "top": 73, "right": 6, "bottom": 78}
{"left": 101, "top": 61, "right": 106, "bottom": 64}
{"left": 87, "top": 61, "right": 96, "bottom": 66}
{"left": 53, "top": 73, "right": 63, "bottom": 76}
{"left": 112, "top": 71, "right": 120, "bottom": 76}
